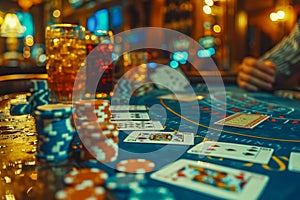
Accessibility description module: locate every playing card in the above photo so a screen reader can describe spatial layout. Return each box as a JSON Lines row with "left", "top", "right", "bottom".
{"left": 110, "top": 105, "right": 147, "bottom": 111}
{"left": 214, "top": 113, "right": 269, "bottom": 129}
{"left": 157, "top": 94, "right": 204, "bottom": 102}
{"left": 288, "top": 152, "right": 300, "bottom": 173}
{"left": 150, "top": 65, "right": 190, "bottom": 92}
{"left": 123, "top": 131, "right": 194, "bottom": 145}
{"left": 111, "top": 112, "right": 150, "bottom": 121}
{"left": 187, "top": 141, "right": 273, "bottom": 164}
{"left": 115, "top": 121, "right": 164, "bottom": 130}
{"left": 151, "top": 159, "right": 269, "bottom": 200}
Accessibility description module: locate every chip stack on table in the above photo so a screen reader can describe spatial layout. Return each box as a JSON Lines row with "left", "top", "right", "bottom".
{"left": 34, "top": 103, "right": 75, "bottom": 162}
{"left": 10, "top": 80, "right": 50, "bottom": 115}
{"left": 55, "top": 168, "right": 108, "bottom": 200}
{"left": 73, "top": 99, "right": 119, "bottom": 163}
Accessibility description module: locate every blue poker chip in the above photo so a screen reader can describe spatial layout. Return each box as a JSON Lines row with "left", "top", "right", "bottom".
{"left": 36, "top": 153, "right": 69, "bottom": 162}
{"left": 105, "top": 173, "right": 147, "bottom": 191}
{"left": 128, "top": 187, "right": 175, "bottom": 200}
{"left": 35, "top": 104, "right": 73, "bottom": 119}
{"left": 30, "top": 80, "right": 48, "bottom": 92}
{"left": 10, "top": 103, "right": 31, "bottom": 115}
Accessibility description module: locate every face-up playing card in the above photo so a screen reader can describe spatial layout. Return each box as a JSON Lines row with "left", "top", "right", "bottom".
{"left": 157, "top": 94, "right": 205, "bottom": 102}
{"left": 115, "top": 121, "right": 164, "bottom": 131}
{"left": 288, "top": 152, "right": 300, "bottom": 173}
{"left": 214, "top": 113, "right": 269, "bottom": 129}
{"left": 187, "top": 141, "right": 273, "bottom": 164}
{"left": 150, "top": 65, "right": 190, "bottom": 92}
{"left": 110, "top": 105, "right": 147, "bottom": 111}
{"left": 111, "top": 112, "right": 150, "bottom": 121}
{"left": 151, "top": 159, "right": 269, "bottom": 200}
{"left": 123, "top": 131, "right": 194, "bottom": 145}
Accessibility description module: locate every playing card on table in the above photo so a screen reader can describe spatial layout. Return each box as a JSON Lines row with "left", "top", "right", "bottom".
{"left": 187, "top": 141, "right": 274, "bottom": 164}
{"left": 157, "top": 94, "right": 204, "bottom": 102}
{"left": 151, "top": 159, "right": 269, "bottom": 200}
{"left": 116, "top": 120, "right": 164, "bottom": 131}
{"left": 288, "top": 152, "right": 300, "bottom": 173}
{"left": 124, "top": 131, "right": 194, "bottom": 145}
{"left": 110, "top": 105, "right": 147, "bottom": 111}
{"left": 111, "top": 112, "right": 150, "bottom": 121}
{"left": 214, "top": 113, "right": 269, "bottom": 129}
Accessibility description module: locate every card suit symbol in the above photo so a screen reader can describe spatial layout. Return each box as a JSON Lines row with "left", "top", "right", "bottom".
{"left": 226, "top": 148, "right": 236, "bottom": 151}
{"left": 243, "top": 152, "right": 255, "bottom": 156}
{"left": 247, "top": 148, "right": 258, "bottom": 152}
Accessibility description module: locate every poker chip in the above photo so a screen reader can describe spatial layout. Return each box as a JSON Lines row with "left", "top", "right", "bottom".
{"left": 34, "top": 103, "right": 75, "bottom": 162}
{"left": 116, "top": 159, "right": 155, "bottom": 173}
{"left": 80, "top": 138, "right": 119, "bottom": 163}
{"left": 35, "top": 104, "right": 73, "bottom": 119}
{"left": 55, "top": 185, "right": 105, "bottom": 200}
{"left": 64, "top": 168, "right": 108, "bottom": 186}
{"left": 105, "top": 172, "right": 147, "bottom": 190}
{"left": 128, "top": 186, "right": 175, "bottom": 200}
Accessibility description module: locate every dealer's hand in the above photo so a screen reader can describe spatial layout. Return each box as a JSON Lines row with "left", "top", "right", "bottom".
{"left": 237, "top": 57, "right": 276, "bottom": 91}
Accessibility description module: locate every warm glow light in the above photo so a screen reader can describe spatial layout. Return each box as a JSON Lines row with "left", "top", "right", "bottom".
{"left": 213, "top": 25, "right": 221, "bottom": 33}
{"left": 203, "top": 5, "right": 212, "bottom": 14}
{"left": 270, "top": 12, "right": 279, "bottom": 22}
{"left": 52, "top": 9, "right": 61, "bottom": 18}
{"left": 25, "top": 35, "right": 34, "bottom": 46}
{"left": 0, "top": 13, "right": 24, "bottom": 37}
{"left": 205, "top": 0, "right": 214, "bottom": 6}
{"left": 277, "top": 10, "right": 285, "bottom": 19}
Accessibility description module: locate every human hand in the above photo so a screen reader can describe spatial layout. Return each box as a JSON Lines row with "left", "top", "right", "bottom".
{"left": 237, "top": 57, "right": 276, "bottom": 91}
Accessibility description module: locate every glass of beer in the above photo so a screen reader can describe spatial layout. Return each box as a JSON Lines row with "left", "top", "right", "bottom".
{"left": 45, "top": 24, "right": 86, "bottom": 103}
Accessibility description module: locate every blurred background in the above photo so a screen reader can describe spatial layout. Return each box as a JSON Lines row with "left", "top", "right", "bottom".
{"left": 0, "top": 0, "right": 299, "bottom": 86}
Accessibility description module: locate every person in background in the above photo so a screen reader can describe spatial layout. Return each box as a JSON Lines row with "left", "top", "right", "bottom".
{"left": 237, "top": 17, "right": 300, "bottom": 92}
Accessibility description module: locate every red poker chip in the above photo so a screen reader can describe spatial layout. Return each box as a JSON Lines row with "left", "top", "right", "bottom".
{"left": 116, "top": 159, "right": 155, "bottom": 173}
{"left": 55, "top": 186, "right": 105, "bottom": 200}
{"left": 64, "top": 168, "right": 108, "bottom": 186}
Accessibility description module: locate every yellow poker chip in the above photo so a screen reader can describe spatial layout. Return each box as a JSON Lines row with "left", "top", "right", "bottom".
{"left": 116, "top": 159, "right": 155, "bottom": 173}
{"left": 64, "top": 168, "right": 108, "bottom": 186}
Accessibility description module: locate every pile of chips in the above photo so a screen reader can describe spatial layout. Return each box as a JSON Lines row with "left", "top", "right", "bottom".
{"left": 55, "top": 168, "right": 108, "bottom": 200}
{"left": 34, "top": 103, "right": 75, "bottom": 162}
{"left": 10, "top": 80, "right": 50, "bottom": 115}
{"left": 73, "top": 99, "right": 119, "bottom": 163}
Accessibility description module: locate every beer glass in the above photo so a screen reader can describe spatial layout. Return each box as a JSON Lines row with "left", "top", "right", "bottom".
{"left": 45, "top": 24, "right": 86, "bottom": 103}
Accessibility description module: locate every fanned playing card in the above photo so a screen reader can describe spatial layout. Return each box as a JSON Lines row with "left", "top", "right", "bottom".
{"left": 187, "top": 141, "right": 273, "bottom": 164}
{"left": 214, "top": 113, "right": 269, "bottom": 129}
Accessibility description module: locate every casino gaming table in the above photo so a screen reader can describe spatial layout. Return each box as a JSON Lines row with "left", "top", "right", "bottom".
{"left": 1, "top": 84, "right": 300, "bottom": 200}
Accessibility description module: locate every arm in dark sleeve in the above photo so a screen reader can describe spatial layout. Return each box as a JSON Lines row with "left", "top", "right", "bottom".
{"left": 259, "top": 19, "right": 300, "bottom": 89}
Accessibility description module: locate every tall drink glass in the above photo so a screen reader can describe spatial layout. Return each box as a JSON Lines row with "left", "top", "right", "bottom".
{"left": 45, "top": 24, "right": 86, "bottom": 103}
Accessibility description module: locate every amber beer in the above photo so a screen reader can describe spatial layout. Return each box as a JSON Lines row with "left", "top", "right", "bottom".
{"left": 45, "top": 24, "right": 86, "bottom": 103}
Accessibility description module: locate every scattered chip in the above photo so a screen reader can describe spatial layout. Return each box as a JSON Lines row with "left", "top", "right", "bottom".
{"left": 64, "top": 168, "right": 108, "bottom": 186}
{"left": 116, "top": 159, "right": 155, "bottom": 173}
{"left": 55, "top": 185, "right": 105, "bottom": 200}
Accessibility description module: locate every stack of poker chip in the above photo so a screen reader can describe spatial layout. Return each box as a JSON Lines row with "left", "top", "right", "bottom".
{"left": 55, "top": 168, "right": 108, "bottom": 200}
{"left": 34, "top": 103, "right": 75, "bottom": 162}
{"left": 10, "top": 80, "right": 50, "bottom": 115}
{"left": 73, "top": 99, "right": 119, "bottom": 163}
